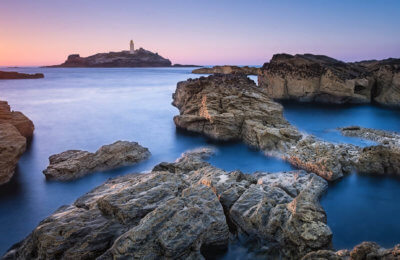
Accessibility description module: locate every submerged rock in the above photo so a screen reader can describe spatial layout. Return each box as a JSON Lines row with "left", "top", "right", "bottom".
{"left": 0, "top": 71, "right": 44, "bottom": 80}
{"left": 258, "top": 54, "right": 400, "bottom": 107}
{"left": 43, "top": 141, "right": 151, "bottom": 181}
{"left": 192, "top": 65, "right": 260, "bottom": 75}
{"left": 4, "top": 149, "right": 332, "bottom": 259}
{"left": 0, "top": 101, "right": 34, "bottom": 185}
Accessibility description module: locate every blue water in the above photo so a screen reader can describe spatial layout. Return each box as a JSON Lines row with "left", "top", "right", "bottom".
{"left": 0, "top": 67, "right": 290, "bottom": 255}
{"left": 0, "top": 68, "right": 399, "bottom": 255}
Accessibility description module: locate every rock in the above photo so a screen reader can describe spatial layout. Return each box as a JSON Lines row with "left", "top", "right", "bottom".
{"left": 258, "top": 54, "right": 372, "bottom": 104}
{"left": 0, "top": 71, "right": 44, "bottom": 80}
{"left": 0, "top": 101, "right": 34, "bottom": 185}
{"left": 43, "top": 141, "right": 151, "bottom": 181}
{"left": 340, "top": 126, "right": 400, "bottom": 176}
{"left": 48, "top": 48, "right": 172, "bottom": 67}
{"left": 4, "top": 150, "right": 332, "bottom": 259}
{"left": 0, "top": 101, "right": 34, "bottom": 139}
{"left": 286, "top": 136, "right": 360, "bottom": 181}
{"left": 172, "top": 74, "right": 301, "bottom": 152}
{"left": 357, "top": 145, "right": 400, "bottom": 175}
{"left": 0, "top": 124, "right": 26, "bottom": 185}
{"left": 302, "top": 242, "right": 400, "bottom": 260}
{"left": 192, "top": 66, "right": 260, "bottom": 75}
{"left": 258, "top": 54, "right": 400, "bottom": 107}
{"left": 356, "top": 58, "right": 400, "bottom": 107}
{"left": 229, "top": 171, "right": 332, "bottom": 258}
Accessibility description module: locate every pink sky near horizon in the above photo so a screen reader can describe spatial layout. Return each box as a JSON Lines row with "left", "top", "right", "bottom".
{"left": 1, "top": 0, "right": 399, "bottom": 67}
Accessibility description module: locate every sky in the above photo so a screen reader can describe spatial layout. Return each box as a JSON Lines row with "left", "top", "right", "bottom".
{"left": 0, "top": 0, "right": 399, "bottom": 66}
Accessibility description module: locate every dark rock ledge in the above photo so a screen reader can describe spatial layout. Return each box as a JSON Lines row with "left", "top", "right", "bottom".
{"left": 43, "top": 141, "right": 151, "bottom": 181}
{"left": 0, "top": 71, "right": 44, "bottom": 80}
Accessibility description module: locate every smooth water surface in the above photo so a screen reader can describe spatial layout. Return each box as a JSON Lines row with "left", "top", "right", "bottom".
{"left": 0, "top": 67, "right": 291, "bottom": 254}
{"left": 0, "top": 68, "right": 399, "bottom": 255}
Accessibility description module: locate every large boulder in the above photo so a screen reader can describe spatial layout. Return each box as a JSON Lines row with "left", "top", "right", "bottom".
{"left": 43, "top": 141, "right": 151, "bottom": 181}
{"left": 172, "top": 74, "right": 301, "bottom": 152}
{"left": 0, "top": 100, "right": 34, "bottom": 185}
{"left": 3, "top": 149, "right": 332, "bottom": 259}
{"left": 0, "top": 124, "right": 26, "bottom": 185}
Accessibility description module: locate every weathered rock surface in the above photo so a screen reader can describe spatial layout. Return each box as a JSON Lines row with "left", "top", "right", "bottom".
{"left": 43, "top": 141, "right": 151, "bottom": 181}
{"left": 0, "top": 71, "right": 44, "bottom": 80}
{"left": 192, "top": 66, "right": 260, "bottom": 75}
{"left": 0, "top": 124, "right": 26, "bottom": 185}
{"left": 302, "top": 241, "right": 400, "bottom": 260}
{"left": 4, "top": 149, "right": 332, "bottom": 259}
{"left": 0, "top": 101, "right": 34, "bottom": 185}
{"left": 48, "top": 48, "right": 172, "bottom": 67}
{"left": 172, "top": 74, "right": 400, "bottom": 181}
{"left": 0, "top": 101, "right": 34, "bottom": 139}
{"left": 172, "top": 74, "right": 301, "bottom": 152}
{"left": 286, "top": 136, "right": 360, "bottom": 181}
{"left": 258, "top": 54, "right": 400, "bottom": 107}
{"left": 340, "top": 126, "right": 400, "bottom": 176}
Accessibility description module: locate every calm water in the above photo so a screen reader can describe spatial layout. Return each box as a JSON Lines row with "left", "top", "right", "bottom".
{"left": 0, "top": 68, "right": 399, "bottom": 255}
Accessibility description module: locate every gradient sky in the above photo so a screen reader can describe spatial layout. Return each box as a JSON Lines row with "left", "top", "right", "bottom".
{"left": 1, "top": 0, "right": 399, "bottom": 66}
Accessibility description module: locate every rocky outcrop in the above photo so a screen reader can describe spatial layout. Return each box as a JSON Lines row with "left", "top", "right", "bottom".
{"left": 48, "top": 48, "right": 172, "bottom": 67}
{"left": 302, "top": 241, "right": 400, "bottom": 260}
{"left": 172, "top": 74, "right": 301, "bottom": 152}
{"left": 286, "top": 136, "right": 360, "bottom": 181}
{"left": 0, "top": 71, "right": 44, "bottom": 80}
{"left": 258, "top": 54, "right": 400, "bottom": 107}
{"left": 192, "top": 66, "right": 260, "bottom": 75}
{"left": 0, "top": 101, "right": 34, "bottom": 185}
{"left": 3, "top": 149, "right": 332, "bottom": 259}
{"left": 172, "top": 74, "right": 400, "bottom": 181}
{"left": 43, "top": 141, "right": 151, "bottom": 181}
{"left": 0, "top": 124, "right": 26, "bottom": 185}
{"left": 356, "top": 58, "right": 400, "bottom": 107}
{"left": 340, "top": 126, "right": 400, "bottom": 176}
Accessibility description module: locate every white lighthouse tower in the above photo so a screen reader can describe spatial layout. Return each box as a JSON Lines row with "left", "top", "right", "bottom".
{"left": 129, "top": 40, "right": 134, "bottom": 54}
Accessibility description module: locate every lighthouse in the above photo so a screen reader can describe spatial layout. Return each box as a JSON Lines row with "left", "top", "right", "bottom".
{"left": 129, "top": 40, "right": 134, "bottom": 54}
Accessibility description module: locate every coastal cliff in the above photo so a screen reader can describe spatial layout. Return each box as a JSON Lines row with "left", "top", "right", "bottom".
{"left": 258, "top": 54, "right": 400, "bottom": 107}
{"left": 48, "top": 48, "right": 172, "bottom": 67}
{"left": 0, "top": 101, "right": 34, "bottom": 185}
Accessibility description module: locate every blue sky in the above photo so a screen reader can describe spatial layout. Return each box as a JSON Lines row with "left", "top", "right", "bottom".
{"left": 1, "top": 0, "right": 399, "bottom": 65}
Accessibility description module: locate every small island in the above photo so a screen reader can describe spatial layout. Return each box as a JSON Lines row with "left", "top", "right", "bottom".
{"left": 47, "top": 40, "right": 198, "bottom": 68}
{"left": 0, "top": 71, "right": 44, "bottom": 80}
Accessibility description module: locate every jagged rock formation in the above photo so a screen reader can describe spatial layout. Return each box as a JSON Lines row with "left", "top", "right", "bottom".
{"left": 192, "top": 65, "right": 260, "bottom": 75}
{"left": 48, "top": 48, "right": 172, "bottom": 67}
{"left": 0, "top": 71, "right": 44, "bottom": 80}
{"left": 258, "top": 54, "right": 400, "bottom": 107}
{"left": 0, "top": 101, "right": 34, "bottom": 185}
{"left": 172, "top": 74, "right": 301, "bottom": 152}
{"left": 302, "top": 241, "right": 400, "bottom": 260}
{"left": 3, "top": 148, "right": 332, "bottom": 259}
{"left": 172, "top": 74, "right": 400, "bottom": 181}
{"left": 43, "top": 141, "right": 151, "bottom": 181}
